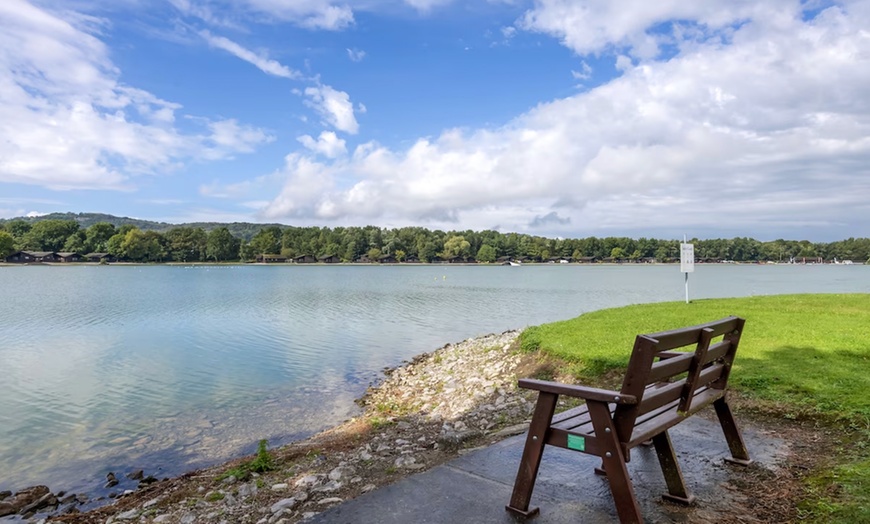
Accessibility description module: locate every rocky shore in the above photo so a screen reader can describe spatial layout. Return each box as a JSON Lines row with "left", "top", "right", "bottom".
{"left": 6, "top": 330, "right": 563, "bottom": 524}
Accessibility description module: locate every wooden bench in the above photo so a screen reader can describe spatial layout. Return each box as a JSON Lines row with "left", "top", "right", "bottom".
{"left": 506, "top": 316, "right": 751, "bottom": 523}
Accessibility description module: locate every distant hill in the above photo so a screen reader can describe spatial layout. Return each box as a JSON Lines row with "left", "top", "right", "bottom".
{"left": 0, "top": 212, "right": 286, "bottom": 241}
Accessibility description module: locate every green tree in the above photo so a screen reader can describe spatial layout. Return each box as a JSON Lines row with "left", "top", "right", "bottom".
{"left": 5, "top": 220, "right": 31, "bottom": 247}
{"left": 106, "top": 233, "right": 125, "bottom": 258}
{"left": 206, "top": 227, "right": 240, "bottom": 262}
{"left": 120, "top": 229, "right": 165, "bottom": 262}
{"left": 62, "top": 232, "right": 87, "bottom": 253}
{"left": 610, "top": 247, "right": 627, "bottom": 260}
{"left": 165, "top": 227, "right": 207, "bottom": 262}
{"left": 22, "top": 219, "right": 80, "bottom": 251}
{"left": 476, "top": 244, "right": 497, "bottom": 263}
{"left": 0, "top": 231, "right": 15, "bottom": 258}
{"left": 441, "top": 235, "right": 471, "bottom": 260}
{"left": 85, "top": 223, "right": 116, "bottom": 253}
{"left": 249, "top": 230, "right": 279, "bottom": 259}
{"left": 238, "top": 241, "right": 255, "bottom": 261}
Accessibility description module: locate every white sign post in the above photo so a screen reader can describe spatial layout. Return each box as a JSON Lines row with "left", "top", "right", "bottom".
{"left": 680, "top": 240, "right": 694, "bottom": 304}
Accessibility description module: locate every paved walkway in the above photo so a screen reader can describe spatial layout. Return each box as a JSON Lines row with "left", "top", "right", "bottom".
{"left": 309, "top": 416, "right": 785, "bottom": 523}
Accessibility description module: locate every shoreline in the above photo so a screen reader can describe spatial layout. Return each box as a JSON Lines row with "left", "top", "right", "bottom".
{"left": 4, "top": 330, "right": 552, "bottom": 523}
{"left": 1, "top": 324, "right": 837, "bottom": 523}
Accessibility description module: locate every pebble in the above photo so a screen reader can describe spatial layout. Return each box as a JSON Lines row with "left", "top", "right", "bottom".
{"left": 270, "top": 498, "right": 298, "bottom": 514}
{"left": 294, "top": 475, "right": 319, "bottom": 488}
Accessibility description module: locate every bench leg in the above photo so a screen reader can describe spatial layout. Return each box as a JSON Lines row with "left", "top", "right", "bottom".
{"left": 714, "top": 397, "right": 752, "bottom": 466}
{"left": 506, "top": 391, "right": 558, "bottom": 517}
{"left": 587, "top": 401, "right": 643, "bottom": 524}
{"left": 652, "top": 430, "right": 695, "bottom": 505}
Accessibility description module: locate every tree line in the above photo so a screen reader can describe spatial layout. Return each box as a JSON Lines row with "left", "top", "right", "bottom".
{"left": 1, "top": 218, "right": 868, "bottom": 264}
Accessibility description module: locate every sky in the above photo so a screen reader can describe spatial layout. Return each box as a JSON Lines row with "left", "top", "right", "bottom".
{"left": 1, "top": 0, "right": 869, "bottom": 241}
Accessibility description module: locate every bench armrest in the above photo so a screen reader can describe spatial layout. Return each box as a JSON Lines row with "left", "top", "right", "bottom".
{"left": 518, "top": 378, "right": 637, "bottom": 405}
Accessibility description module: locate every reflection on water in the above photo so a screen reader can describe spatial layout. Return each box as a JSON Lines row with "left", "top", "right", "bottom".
{"left": 0, "top": 264, "right": 867, "bottom": 494}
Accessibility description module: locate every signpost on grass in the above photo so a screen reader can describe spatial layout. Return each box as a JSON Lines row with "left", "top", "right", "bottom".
{"left": 680, "top": 236, "right": 694, "bottom": 304}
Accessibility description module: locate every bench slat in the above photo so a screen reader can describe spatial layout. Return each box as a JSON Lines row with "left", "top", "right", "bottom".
{"left": 638, "top": 363, "right": 725, "bottom": 416}
{"left": 553, "top": 384, "right": 704, "bottom": 436}
{"left": 647, "top": 352, "right": 693, "bottom": 383}
{"left": 628, "top": 387, "right": 726, "bottom": 447}
{"left": 551, "top": 404, "right": 591, "bottom": 426}
{"left": 648, "top": 340, "right": 731, "bottom": 384}
{"left": 646, "top": 316, "right": 741, "bottom": 352}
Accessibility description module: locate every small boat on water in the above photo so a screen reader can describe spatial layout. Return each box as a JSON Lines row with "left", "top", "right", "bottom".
{"left": 508, "top": 260, "right": 522, "bottom": 266}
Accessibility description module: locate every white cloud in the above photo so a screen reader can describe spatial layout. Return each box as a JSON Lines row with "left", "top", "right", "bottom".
{"left": 0, "top": 0, "right": 271, "bottom": 191}
{"left": 262, "top": 153, "right": 338, "bottom": 219}
{"left": 297, "top": 131, "right": 347, "bottom": 158}
{"left": 403, "top": 0, "right": 454, "bottom": 12}
{"left": 519, "top": 0, "right": 798, "bottom": 58}
{"left": 303, "top": 84, "right": 360, "bottom": 134}
{"left": 200, "top": 30, "right": 302, "bottom": 79}
{"left": 258, "top": 4, "right": 870, "bottom": 239}
{"left": 346, "top": 48, "right": 366, "bottom": 62}
{"left": 571, "top": 61, "right": 592, "bottom": 81}
{"left": 202, "top": 118, "right": 274, "bottom": 159}
{"left": 176, "top": 0, "right": 354, "bottom": 31}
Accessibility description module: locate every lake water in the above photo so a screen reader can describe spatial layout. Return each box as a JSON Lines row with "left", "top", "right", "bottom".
{"left": 0, "top": 263, "right": 867, "bottom": 496}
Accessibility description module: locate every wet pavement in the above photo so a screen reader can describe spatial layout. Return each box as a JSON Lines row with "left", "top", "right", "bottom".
{"left": 309, "top": 416, "right": 785, "bottom": 523}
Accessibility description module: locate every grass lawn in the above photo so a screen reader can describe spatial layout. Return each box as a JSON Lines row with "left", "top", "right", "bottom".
{"left": 520, "top": 293, "right": 870, "bottom": 522}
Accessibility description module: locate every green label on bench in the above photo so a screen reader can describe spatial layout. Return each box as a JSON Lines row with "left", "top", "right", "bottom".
{"left": 567, "top": 434, "right": 586, "bottom": 451}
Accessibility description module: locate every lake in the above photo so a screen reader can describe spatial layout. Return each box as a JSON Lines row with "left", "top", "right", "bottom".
{"left": 0, "top": 263, "right": 867, "bottom": 496}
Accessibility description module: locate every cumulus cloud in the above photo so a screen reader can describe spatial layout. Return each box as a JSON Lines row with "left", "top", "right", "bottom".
{"left": 519, "top": 0, "right": 797, "bottom": 58}
{"left": 0, "top": 0, "right": 272, "bottom": 191}
{"left": 200, "top": 30, "right": 301, "bottom": 78}
{"left": 303, "top": 84, "right": 360, "bottom": 134}
{"left": 258, "top": 4, "right": 870, "bottom": 239}
{"left": 297, "top": 131, "right": 347, "bottom": 158}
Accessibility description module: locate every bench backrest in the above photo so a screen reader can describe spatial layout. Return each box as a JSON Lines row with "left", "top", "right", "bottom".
{"left": 612, "top": 316, "right": 746, "bottom": 442}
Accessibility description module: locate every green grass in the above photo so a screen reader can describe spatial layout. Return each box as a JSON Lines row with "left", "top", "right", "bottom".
{"left": 521, "top": 293, "right": 870, "bottom": 522}
{"left": 218, "top": 439, "right": 275, "bottom": 481}
{"left": 206, "top": 492, "right": 225, "bottom": 502}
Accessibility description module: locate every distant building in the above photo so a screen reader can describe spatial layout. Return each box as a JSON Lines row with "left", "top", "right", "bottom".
{"left": 4, "top": 251, "right": 57, "bottom": 263}
{"left": 84, "top": 253, "right": 115, "bottom": 263}
{"left": 317, "top": 255, "right": 340, "bottom": 264}
{"left": 56, "top": 252, "right": 83, "bottom": 263}
{"left": 257, "top": 254, "right": 288, "bottom": 263}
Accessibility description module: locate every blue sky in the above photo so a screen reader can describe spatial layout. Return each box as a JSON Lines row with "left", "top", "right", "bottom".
{"left": 1, "top": 0, "right": 869, "bottom": 241}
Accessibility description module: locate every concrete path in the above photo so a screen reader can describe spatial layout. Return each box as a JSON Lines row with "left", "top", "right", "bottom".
{"left": 309, "top": 416, "right": 785, "bottom": 523}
